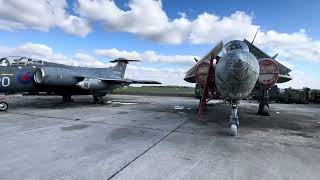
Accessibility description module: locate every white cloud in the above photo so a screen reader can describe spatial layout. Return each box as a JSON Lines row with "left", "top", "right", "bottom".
{"left": 188, "top": 12, "right": 320, "bottom": 63}
{"left": 189, "top": 11, "right": 259, "bottom": 44}
{"left": 75, "top": 0, "right": 191, "bottom": 44}
{"left": 73, "top": 53, "right": 111, "bottom": 67}
{"left": 0, "top": 43, "right": 104, "bottom": 67}
{"left": 0, "top": 42, "right": 70, "bottom": 65}
{"left": 0, "top": 0, "right": 91, "bottom": 37}
{"left": 277, "top": 70, "right": 320, "bottom": 89}
{"left": 1, "top": 0, "right": 320, "bottom": 64}
{"left": 255, "top": 30, "right": 320, "bottom": 63}
{"left": 95, "top": 49, "right": 141, "bottom": 60}
{"left": 75, "top": 0, "right": 320, "bottom": 63}
{"left": 95, "top": 48, "right": 198, "bottom": 65}
{"left": 278, "top": 60, "right": 295, "bottom": 70}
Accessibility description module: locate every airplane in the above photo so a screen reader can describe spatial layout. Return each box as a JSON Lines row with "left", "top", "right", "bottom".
{"left": 184, "top": 39, "right": 292, "bottom": 136}
{"left": 0, "top": 56, "right": 161, "bottom": 111}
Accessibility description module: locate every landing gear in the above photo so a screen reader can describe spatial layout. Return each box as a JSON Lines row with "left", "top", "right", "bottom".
{"left": 229, "top": 103, "right": 239, "bottom": 136}
{"left": 62, "top": 95, "right": 73, "bottom": 103}
{"left": 0, "top": 102, "right": 8, "bottom": 111}
{"left": 257, "top": 89, "right": 270, "bottom": 116}
{"left": 93, "top": 96, "right": 104, "bottom": 104}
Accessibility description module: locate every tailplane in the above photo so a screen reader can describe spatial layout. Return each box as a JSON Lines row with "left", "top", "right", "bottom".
{"left": 110, "top": 58, "right": 139, "bottom": 78}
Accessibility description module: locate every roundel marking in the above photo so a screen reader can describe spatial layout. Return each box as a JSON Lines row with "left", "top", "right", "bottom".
{"left": 16, "top": 71, "right": 33, "bottom": 84}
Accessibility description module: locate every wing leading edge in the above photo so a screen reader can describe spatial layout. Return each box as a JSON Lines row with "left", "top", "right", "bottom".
{"left": 243, "top": 39, "right": 292, "bottom": 83}
{"left": 184, "top": 41, "right": 224, "bottom": 83}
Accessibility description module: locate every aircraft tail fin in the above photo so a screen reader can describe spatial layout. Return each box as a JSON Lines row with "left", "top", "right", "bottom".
{"left": 110, "top": 58, "right": 140, "bottom": 78}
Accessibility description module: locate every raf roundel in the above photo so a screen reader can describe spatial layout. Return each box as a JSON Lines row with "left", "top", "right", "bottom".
{"left": 16, "top": 71, "right": 33, "bottom": 84}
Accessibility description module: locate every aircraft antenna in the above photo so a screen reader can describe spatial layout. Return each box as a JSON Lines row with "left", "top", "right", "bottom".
{"left": 251, "top": 28, "right": 260, "bottom": 44}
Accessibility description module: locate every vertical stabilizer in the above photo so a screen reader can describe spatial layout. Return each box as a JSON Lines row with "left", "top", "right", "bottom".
{"left": 110, "top": 58, "right": 139, "bottom": 78}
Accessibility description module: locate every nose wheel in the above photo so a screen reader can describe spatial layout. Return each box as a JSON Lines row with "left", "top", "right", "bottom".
{"left": 229, "top": 104, "right": 239, "bottom": 136}
{"left": 0, "top": 102, "right": 8, "bottom": 111}
{"left": 229, "top": 124, "right": 238, "bottom": 136}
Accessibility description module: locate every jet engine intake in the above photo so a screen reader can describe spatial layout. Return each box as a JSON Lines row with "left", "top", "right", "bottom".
{"left": 34, "top": 67, "right": 80, "bottom": 86}
{"left": 257, "top": 58, "right": 279, "bottom": 88}
{"left": 195, "top": 60, "right": 216, "bottom": 87}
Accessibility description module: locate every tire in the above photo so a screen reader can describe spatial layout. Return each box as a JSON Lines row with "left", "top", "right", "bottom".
{"left": 0, "top": 102, "right": 8, "bottom": 111}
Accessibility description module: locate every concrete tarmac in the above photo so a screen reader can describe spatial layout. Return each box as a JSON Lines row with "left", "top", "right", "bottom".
{"left": 0, "top": 95, "right": 319, "bottom": 180}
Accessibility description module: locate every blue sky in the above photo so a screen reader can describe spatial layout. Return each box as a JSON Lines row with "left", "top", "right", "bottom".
{"left": 0, "top": 0, "right": 319, "bottom": 88}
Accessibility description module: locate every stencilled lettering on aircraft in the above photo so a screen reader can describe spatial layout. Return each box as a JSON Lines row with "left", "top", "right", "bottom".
{"left": 0, "top": 77, "right": 10, "bottom": 87}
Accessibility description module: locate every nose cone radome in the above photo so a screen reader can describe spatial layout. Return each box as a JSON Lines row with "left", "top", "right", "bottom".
{"left": 215, "top": 50, "right": 259, "bottom": 100}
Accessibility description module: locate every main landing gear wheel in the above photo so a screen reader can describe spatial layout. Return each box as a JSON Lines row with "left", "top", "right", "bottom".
{"left": 229, "top": 104, "right": 239, "bottom": 136}
{"left": 258, "top": 101, "right": 270, "bottom": 116}
{"left": 93, "top": 96, "right": 104, "bottom": 104}
{"left": 0, "top": 102, "right": 8, "bottom": 111}
{"left": 62, "top": 95, "right": 73, "bottom": 103}
{"left": 257, "top": 89, "right": 270, "bottom": 116}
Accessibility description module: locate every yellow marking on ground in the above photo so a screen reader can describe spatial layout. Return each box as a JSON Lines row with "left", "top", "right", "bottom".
{"left": 0, "top": 74, "right": 14, "bottom": 76}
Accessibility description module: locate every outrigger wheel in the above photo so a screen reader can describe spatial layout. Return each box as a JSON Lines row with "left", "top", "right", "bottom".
{"left": 0, "top": 102, "right": 8, "bottom": 111}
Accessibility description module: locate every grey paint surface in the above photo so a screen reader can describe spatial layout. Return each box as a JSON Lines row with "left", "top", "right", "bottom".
{"left": 215, "top": 49, "right": 259, "bottom": 100}
{"left": 0, "top": 57, "right": 160, "bottom": 95}
{"left": 0, "top": 95, "right": 319, "bottom": 180}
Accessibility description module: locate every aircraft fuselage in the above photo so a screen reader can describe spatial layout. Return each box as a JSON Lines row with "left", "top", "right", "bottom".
{"left": 215, "top": 48, "right": 259, "bottom": 101}
{"left": 0, "top": 66, "right": 37, "bottom": 93}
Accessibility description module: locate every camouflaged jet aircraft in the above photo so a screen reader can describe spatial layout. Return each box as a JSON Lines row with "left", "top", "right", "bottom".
{"left": 184, "top": 39, "right": 292, "bottom": 136}
{"left": 0, "top": 56, "right": 160, "bottom": 111}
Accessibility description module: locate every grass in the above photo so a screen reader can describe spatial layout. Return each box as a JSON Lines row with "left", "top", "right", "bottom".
{"left": 112, "top": 86, "right": 195, "bottom": 97}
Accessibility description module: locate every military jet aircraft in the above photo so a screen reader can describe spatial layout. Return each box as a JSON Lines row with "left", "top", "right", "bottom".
{"left": 0, "top": 56, "right": 160, "bottom": 111}
{"left": 184, "top": 39, "right": 292, "bottom": 136}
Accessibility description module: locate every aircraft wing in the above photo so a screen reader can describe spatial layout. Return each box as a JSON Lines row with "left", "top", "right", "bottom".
{"left": 130, "top": 80, "right": 161, "bottom": 84}
{"left": 243, "top": 39, "right": 292, "bottom": 75}
{"left": 243, "top": 39, "right": 292, "bottom": 83}
{"left": 99, "top": 78, "right": 161, "bottom": 84}
{"left": 184, "top": 41, "right": 224, "bottom": 83}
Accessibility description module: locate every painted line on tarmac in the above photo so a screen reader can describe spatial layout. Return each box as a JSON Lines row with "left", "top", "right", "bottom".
{"left": 107, "top": 120, "right": 188, "bottom": 180}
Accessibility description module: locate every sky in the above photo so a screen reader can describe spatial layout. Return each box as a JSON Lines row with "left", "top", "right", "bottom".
{"left": 0, "top": 0, "right": 319, "bottom": 88}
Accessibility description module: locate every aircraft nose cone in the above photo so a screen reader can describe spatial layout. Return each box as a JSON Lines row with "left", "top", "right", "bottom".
{"left": 233, "top": 59, "right": 244, "bottom": 68}
{"left": 215, "top": 50, "right": 259, "bottom": 100}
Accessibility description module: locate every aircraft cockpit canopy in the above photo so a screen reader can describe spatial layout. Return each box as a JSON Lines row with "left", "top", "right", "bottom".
{"left": 0, "top": 56, "right": 44, "bottom": 67}
{"left": 224, "top": 40, "right": 249, "bottom": 53}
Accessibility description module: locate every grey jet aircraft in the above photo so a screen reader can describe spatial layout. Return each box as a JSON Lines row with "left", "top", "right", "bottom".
{"left": 0, "top": 56, "right": 160, "bottom": 111}
{"left": 184, "top": 39, "right": 292, "bottom": 136}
